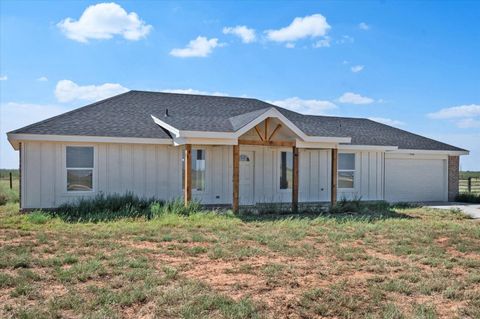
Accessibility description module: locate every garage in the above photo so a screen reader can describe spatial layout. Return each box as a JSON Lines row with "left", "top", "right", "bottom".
{"left": 385, "top": 156, "right": 448, "bottom": 202}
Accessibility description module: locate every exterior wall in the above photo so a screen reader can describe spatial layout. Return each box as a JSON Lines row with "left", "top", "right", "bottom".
{"left": 22, "top": 140, "right": 391, "bottom": 208}
{"left": 22, "top": 141, "right": 234, "bottom": 209}
{"left": 239, "top": 145, "right": 299, "bottom": 204}
{"left": 192, "top": 145, "right": 233, "bottom": 205}
{"left": 239, "top": 147, "right": 384, "bottom": 204}
{"left": 299, "top": 149, "right": 331, "bottom": 202}
{"left": 337, "top": 150, "right": 385, "bottom": 201}
{"left": 448, "top": 156, "right": 459, "bottom": 201}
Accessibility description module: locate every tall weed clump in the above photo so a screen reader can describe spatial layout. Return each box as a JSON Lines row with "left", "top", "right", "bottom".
{"left": 54, "top": 192, "right": 159, "bottom": 222}
{"left": 329, "top": 197, "right": 364, "bottom": 214}
{"left": 51, "top": 193, "right": 204, "bottom": 222}
{"left": 150, "top": 199, "right": 201, "bottom": 217}
{"left": 0, "top": 183, "right": 19, "bottom": 205}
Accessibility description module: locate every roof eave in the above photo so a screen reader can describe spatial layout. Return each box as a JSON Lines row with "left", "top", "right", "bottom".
{"left": 387, "top": 149, "right": 469, "bottom": 156}
{"left": 7, "top": 133, "right": 173, "bottom": 149}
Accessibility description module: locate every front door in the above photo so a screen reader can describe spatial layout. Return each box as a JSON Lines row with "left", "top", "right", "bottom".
{"left": 240, "top": 151, "right": 255, "bottom": 205}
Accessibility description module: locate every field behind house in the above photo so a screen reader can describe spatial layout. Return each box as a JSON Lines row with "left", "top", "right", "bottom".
{"left": 460, "top": 171, "right": 480, "bottom": 194}
{"left": 0, "top": 202, "right": 479, "bottom": 319}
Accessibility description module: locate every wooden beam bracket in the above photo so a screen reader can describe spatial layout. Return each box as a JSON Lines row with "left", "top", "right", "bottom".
{"left": 264, "top": 118, "right": 269, "bottom": 141}
{"left": 254, "top": 125, "right": 264, "bottom": 141}
{"left": 268, "top": 124, "right": 282, "bottom": 142}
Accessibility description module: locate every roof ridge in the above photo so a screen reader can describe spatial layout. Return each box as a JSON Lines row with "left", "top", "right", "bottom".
{"left": 131, "top": 89, "right": 259, "bottom": 101}
{"left": 7, "top": 91, "right": 133, "bottom": 134}
{"left": 304, "top": 114, "right": 365, "bottom": 120}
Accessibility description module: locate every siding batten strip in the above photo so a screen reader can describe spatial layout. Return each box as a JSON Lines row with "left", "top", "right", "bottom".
{"left": 331, "top": 148, "right": 338, "bottom": 205}
{"left": 184, "top": 144, "right": 192, "bottom": 206}
{"left": 19, "top": 142, "right": 22, "bottom": 210}
{"left": 292, "top": 146, "right": 299, "bottom": 213}
{"left": 232, "top": 144, "right": 239, "bottom": 213}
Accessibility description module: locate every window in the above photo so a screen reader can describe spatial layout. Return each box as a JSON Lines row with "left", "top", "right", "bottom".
{"left": 182, "top": 148, "right": 206, "bottom": 192}
{"left": 66, "top": 146, "right": 94, "bottom": 192}
{"left": 279, "top": 151, "right": 293, "bottom": 189}
{"left": 240, "top": 154, "right": 250, "bottom": 162}
{"left": 338, "top": 153, "right": 355, "bottom": 189}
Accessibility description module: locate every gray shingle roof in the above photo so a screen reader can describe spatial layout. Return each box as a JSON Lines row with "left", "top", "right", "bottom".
{"left": 9, "top": 90, "right": 466, "bottom": 152}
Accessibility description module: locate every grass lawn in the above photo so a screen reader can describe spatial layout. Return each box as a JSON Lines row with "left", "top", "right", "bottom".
{"left": 0, "top": 203, "right": 479, "bottom": 318}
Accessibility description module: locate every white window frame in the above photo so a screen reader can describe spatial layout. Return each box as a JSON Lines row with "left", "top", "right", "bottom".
{"left": 182, "top": 147, "right": 207, "bottom": 194}
{"left": 278, "top": 149, "right": 293, "bottom": 192}
{"left": 64, "top": 145, "right": 96, "bottom": 194}
{"left": 338, "top": 152, "right": 356, "bottom": 190}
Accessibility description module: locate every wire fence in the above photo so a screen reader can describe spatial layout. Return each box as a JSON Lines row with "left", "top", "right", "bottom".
{"left": 459, "top": 177, "right": 480, "bottom": 194}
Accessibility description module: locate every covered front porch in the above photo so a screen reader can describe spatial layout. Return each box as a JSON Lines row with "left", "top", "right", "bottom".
{"left": 181, "top": 116, "right": 341, "bottom": 212}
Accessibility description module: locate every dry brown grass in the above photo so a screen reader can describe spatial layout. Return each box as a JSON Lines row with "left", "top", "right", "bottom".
{"left": 0, "top": 203, "right": 479, "bottom": 318}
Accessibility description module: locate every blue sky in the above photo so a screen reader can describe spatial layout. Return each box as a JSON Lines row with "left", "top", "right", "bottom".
{"left": 1, "top": 1, "right": 479, "bottom": 169}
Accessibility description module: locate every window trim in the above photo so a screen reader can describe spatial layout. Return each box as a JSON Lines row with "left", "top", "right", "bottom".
{"left": 278, "top": 149, "right": 293, "bottom": 192}
{"left": 337, "top": 152, "right": 357, "bottom": 190}
{"left": 182, "top": 147, "right": 207, "bottom": 194}
{"left": 64, "top": 145, "right": 96, "bottom": 194}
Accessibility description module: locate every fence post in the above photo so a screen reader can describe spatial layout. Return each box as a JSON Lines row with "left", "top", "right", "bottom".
{"left": 9, "top": 172, "right": 13, "bottom": 189}
{"left": 468, "top": 177, "right": 472, "bottom": 193}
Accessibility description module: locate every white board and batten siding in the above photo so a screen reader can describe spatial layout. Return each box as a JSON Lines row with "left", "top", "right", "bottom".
{"left": 338, "top": 151, "right": 385, "bottom": 201}
{"left": 384, "top": 153, "right": 448, "bottom": 202}
{"left": 22, "top": 141, "right": 392, "bottom": 209}
{"left": 21, "top": 141, "right": 236, "bottom": 209}
{"left": 298, "top": 149, "right": 331, "bottom": 202}
{"left": 241, "top": 147, "right": 385, "bottom": 204}
{"left": 21, "top": 141, "right": 389, "bottom": 208}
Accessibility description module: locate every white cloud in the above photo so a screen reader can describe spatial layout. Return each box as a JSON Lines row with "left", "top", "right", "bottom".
{"left": 338, "top": 92, "right": 375, "bottom": 105}
{"left": 170, "top": 36, "right": 219, "bottom": 58}
{"left": 351, "top": 65, "right": 364, "bottom": 73}
{"left": 37, "top": 76, "right": 48, "bottom": 82}
{"left": 336, "top": 35, "right": 354, "bottom": 44}
{"left": 368, "top": 117, "right": 405, "bottom": 127}
{"left": 285, "top": 43, "right": 295, "bottom": 49}
{"left": 161, "top": 88, "right": 229, "bottom": 96}
{"left": 428, "top": 104, "right": 480, "bottom": 130}
{"left": 265, "top": 14, "right": 331, "bottom": 42}
{"left": 340, "top": 35, "right": 354, "bottom": 43}
{"left": 456, "top": 118, "right": 480, "bottom": 128}
{"left": 269, "top": 97, "right": 336, "bottom": 115}
{"left": 57, "top": 2, "right": 152, "bottom": 43}
{"left": 427, "top": 104, "right": 480, "bottom": 119}
{"left": 0, "top": 75, "right": 7, "bottom": 81}
{"left": 222, "top": 25, "right": 256, "bottom": 43}
{"left": 55, "top": 80, "right": 128, "bottom": 103}
{"left": 313, "top": 36, "right": 331, "bottom": 48}
{"left": 1, "top": 102, "right": 71, "bottom": 168}
{"left": 359, "top": 22, "right": 370, "bottom": 30}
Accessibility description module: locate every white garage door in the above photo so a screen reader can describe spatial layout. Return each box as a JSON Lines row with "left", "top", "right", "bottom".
{"left": 385, "top": 158, "right": 447, "bottom": 202}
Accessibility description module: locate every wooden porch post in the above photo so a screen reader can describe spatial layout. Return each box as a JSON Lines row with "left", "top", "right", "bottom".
{"left": 331, "top": 148, "right": 338, "bottom": 205}
{"left": 292, "top": 146, "right": 299, "bottom": 213}
{"left": 232, "top": 144, "right": 240, "bottom": 213}
{"left": 184, "top": 144, "right": 192, "bottom": 207}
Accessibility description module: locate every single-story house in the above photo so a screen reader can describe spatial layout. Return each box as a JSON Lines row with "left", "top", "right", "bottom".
{"left": 7, "top": 90, "right": 469, "bottom": 211}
